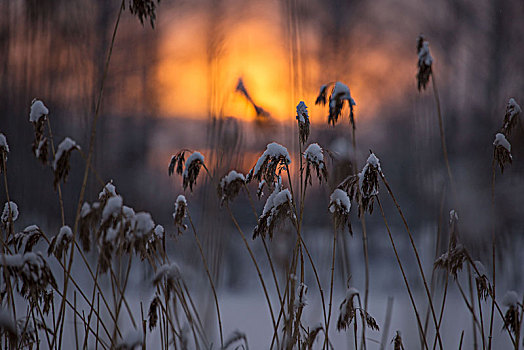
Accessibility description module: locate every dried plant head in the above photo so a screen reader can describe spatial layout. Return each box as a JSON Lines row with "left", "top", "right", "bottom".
{"left": 29, "top": 99, "right": 50, "bottom": 165}
{"left": 52, "top": 137, "right": 80, "bottom": 189}
{"left": 8, "top": 225, "right": 43, "bottom": 253}
{"left": 329, "top": 82, "right": 356, "bottom": 128}
{"left": 253, "top": 185, "right": 294, "bottom": 240}
{"left": 146, "top": 224, "right": 164, "bottom": 256}
{"left": 392, "top": 331, "right": 405, "bottom": 350}
{"left": 223, "top": 330, "right": 249, "bottom": 350}
{"left": 328, "top": 188, "right": 352, "bottom": 234}
{"left": 0, "top": 133, "right": 9, "bottom": 172}
{"left": 501, "top": 291, "right": 521, "bottom": 336}
{"left": 1, "top": 201, "right": 19, "bottom": 233}
{"left": 493, "top": 133, "right": 512, "bottom": 173}
{"left": 218, "top": 170, "right": 245, "bottom": 205}
{"left": 303, "top": 325, "right": 323, "bottom": 349}
{"left": 236, "top": 78, "right": 271, "bottom": 122}
{"left": 296, "top": 101, "right": 310, "bottom": 145}
{"left": 473, "top": 260, "right": 492, "bottom": 301}
{"left": 304, "top": 143, "right": 328, "bottom": 185}
{"left": 347, "top": 152, "right": 381, "bottom": 215}
{"left": 126, "top": 0, "right": 160, "bottom": 28}
{"left": 337, "top": 287, "right": 359, "bottom": 331}
{"left": 182, "top": 151, "right": 205, "bottom": 191}
{"left": 246, "top": 142, "right": 291, "bottom": 187}
{"left": 315, "top": 84, "right": 328, "bottom": 106}
{"left": 47, "top": 225, "right": 73, "bottom": 261}
{"left": 416, "top": 34, "right": 433, "bottom": 91}
{"left": 168, "top": 150, "right": 186, "bottom": 176}
{"left": 359, "top": 308, "right": 380, "bottom": 331}
{"left": 173, "top": 195, "right": 188, "bottom": 234}
{"left": 502, "top": 98, "right": 521, "bottom": 136}
{"left": 148, "top": 295, "right": 160, "bottom": 331}
{"left": 434, "top": 243, "right": 467, "bottom": 278}
{"left": 78, "top": 201, "right": 101, "bottom": 252}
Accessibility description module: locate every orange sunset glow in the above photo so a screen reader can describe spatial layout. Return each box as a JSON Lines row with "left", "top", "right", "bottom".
{"left": 155, "top": 3, "right": 416, "bottom": 124}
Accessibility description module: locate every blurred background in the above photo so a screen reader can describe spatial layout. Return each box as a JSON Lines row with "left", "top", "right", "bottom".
{"left": 1, "top": 0, "right": 523, "bottom": 347}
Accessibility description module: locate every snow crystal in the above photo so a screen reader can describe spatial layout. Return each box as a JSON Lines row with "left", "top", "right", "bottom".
{"left": 102, "top": 195, "right": 123, "bottom": 223}
{"left": 304, "top": 143, "right": 324, "bottom": 166}
{"left": 493, "top": 133, "right": 511, "bottom": 152}
{"left": 57, "top": 225, "right": 73, "bottom": 241}
{"left": 2, "top": 201, "right": 19, "bottom": 222}
{"left": 418, "top": 41, "right": 433, "bottom": 66}
{"left": 502, "top": 290, "right": 519, "bottom": 307}
{"left": 53, "top": 137, "right": 79, "bottom": 170}
{"left": 262, "top": 188, "right": 292, "bottom": 216}
{"left": 0, "top": 133, "right": 9, "bottom": 153}
{"left": 183, "top": 151, "right": 204, "bottom": 176}
{"left": 29, "top": 99, "right": 49, "bottom": 123}
{"left": 134, "top": 212, "right": 155, "bottom": 237}
{"left": 329, "top": 189, "right": 351, "bottom": 214}
{"left": 221, "top": 170, "right": 245, "bottom": 186}
{"left": 99, "top": 182, "right": 117, "bottom": 199}
{"left": 296, "top": 101, "right": 309, "bottom": 123}
{"left": 253, "top": 142, "right": 291, "bottom": 176}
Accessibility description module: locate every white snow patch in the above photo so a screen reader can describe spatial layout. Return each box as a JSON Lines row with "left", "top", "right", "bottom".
{"left": 253, "top": 142, "right": 291, "bottom": 176}
{"left": 221, "top": 170, "right": 245, "bottom": 186}
{"left": 53, "top": 137, "right": 79, "bottom": 170}
{"left": 2, "top": 201, "right": 19, "bottom": 222}
{"left": 330, "top": 82, "right": 356, "bottom": 107}
{"left": 418, "top": 41, "right": 433, "bottom": 66}
{"left": 329, "top": 189, "right": 351, "bottom": 214}
{"left": 80, "top": 202, "right": 91, "bottom": 218}
{"left": 262, "top": 188, "right": 292, "bottom": 216}
{"left": 134, "top": 212, "right": 155, "bottom": 237}
{"left": 183, "top": 151, "right": 204, "bottom": 176}
{"left": 304, "top": 143, "right": 324, "bottom": 166}
{"left": 154, "top": 225, "right": 164, "bottom": 238}
{"left": 29, "top": 99, "right": 49, "bottom": 122}
{"left": 0, "top": 133, "right": 9, "bottom": 153}
{"left": 57, "top": 225, "right": 73, "bottom": 241}
{"left": 493, "top": 133, "right": 511, "bottom": 152}
{"left": 99, "top": 182, "right": 117, "bottom": 199}
{"left": 102, "top": 195, "right": 123, "bottom": 223}
{"left": 296, "top": 101, "right": 309, "bottom": 123}
{"left": 502, "top": 291, "right": 519, "bottom": 307}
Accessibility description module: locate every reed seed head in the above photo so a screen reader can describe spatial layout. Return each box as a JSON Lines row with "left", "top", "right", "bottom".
{"left": 416, "top": 34, "right": 433, "bottom": 91}
{"left": 253, "top": 185, "right": 294, "bottom": 240}
{"left": 173, "top": 195, "right": 188, "bottom": 234}
{"left": 247, "top": 142, "right": 291, "bottom": 187}
{"left": 8, "top": 225, "right": 44, "bottom": 253}
{"left": 493, "top": 133, "right": 512, "bottom": 173}
{"left": 126, "top": 0, "right": 160, "bottom": 28}
{"left": 47, "top": 225, "right": 73, "bottom": 261}
{"left": 218, "top": 170, "right": 245, "bottom": 205}
{"left": 329, "top": 188, "right": 352, "bottom": 234}
{"left": 304, "top": 143, "right": 328, "bottom": 185}
{"left": 52, "top": 137, "right": 80, "bottom": 190}
{"left": 337, "top": 287, "right": 359, "bottom": 331}
{"left": 182, "top": 151, "right": 205, "bottom": 191}
{"left": 0, "top": 133, "right": 9, "bottom": 173}
{"left": 296, "top": 101, "right": 310, "bottom": 145}
{"left": 502, "top": 98, "right": 521, "bottom": 136}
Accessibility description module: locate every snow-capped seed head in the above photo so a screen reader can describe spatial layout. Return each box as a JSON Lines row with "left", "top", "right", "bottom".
{"left": 434, "top": 244, "right": 467, "bottom": 279}
{"left": 329, "top": 189, "right": 352, "bottom": 234}
{"left": 253, "top": 187, "right": 293, "bottom": 240}
{"left": 99, "top": 182, "right": 117, "bottom": 202}
{"left": 493, "top": 133, "right": 512, "bottom": 173}
{"left": 29, "top": 99, "right": 49, "bottom": 123}
{"left": 154, "top": 225, "right": 164, "bottom": 239}
{"left": 182, "top": 151, "right": 205, "bottom": 191}
{"left": 168, "top": 150, "right": 186, "bottom": 177}
{"left": 355, "top": 153, "right": 381, "bottom": 214}
{"left": 502, "top": 98, "right": 521, "bottom": 136}
{"left": 393, "top": 331, "right": 404, "bottom": 350}
{"left": 48, "top": 225, "right": 73, "bottom": 260}
{"left": 473, "top": 260, "right": 492, "bottom": 300}
{"left": 52, "top": 137, "right": 80, "bottom": 189}
{"left": 8, "top": 225, "right": 44, "bottom": 253}
{"left": 101, "top": 195, "right": 123, "bottom": 224}
{"left": 148, "top": 296, "right": 161, "bottom": 331}
{"left": 173, "top": 195, "right": 187, "bottom": 234}
{"left": 247, "top": 142, "right": 291, "bottom": 187}
{"left": 218, "top": 170, "right": 245, "bottom": 205}
{"left": 337, "top": 287, "right": 359, "bottom": 331}
{"left": 304, "top": 143, "right": 328, "bottom": 184}
{"left": 416, "top": 35, "right": 433, "bottom": 91}
{"left": 296, "top": 101, "right": 310, "bottom": 145}
{"left": 0, "top": 133, "right": 9, "bottom": 157}
{"left": 327, "top": 82, "right": 356, "bottom": 127}
{"left": 2, "top": 201, "right": 19, "bottom": 224}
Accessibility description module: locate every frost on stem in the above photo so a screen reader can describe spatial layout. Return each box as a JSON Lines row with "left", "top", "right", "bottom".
{"left": 329, "top": 189, "right": 352, "bottom": 234}
{"left": 173, "top": 195, "right": 187, "bottom": 234}
{"left": 253, "top": 185, "right": 294, "bottom": 240}
{"left": 493, "top": 132, "right": 512, "bottom": 173}
{"left": 48, "top": 225, "right": 73, "bottom": 261}
{"left": 217, "top": 170, "right": 245, "bottom": 205}
{"left": 52, "top": 137, "right": 80, "bottom": 189}
{"left": 296, "top": 101, "right": 310, "bottom": 145}
{"left": 416, "top": 34, "right": 433, "bottom": 91}
{"left": 183, "top": 151, "right": 205, "bottom": 191}
{"left": 29, "top": 99, "right": 50, "bottom": 165}
{"left": 246, "top": 142, "right": 291, "bottom": 187}
{"left": 0, "top": 133, "right": 9, "bottom": 173}
{"left": 502, "top": 98, "right": 521, "bottom": 136}
{"left": 126, "top": 0, "right": 161, "bottom": 28}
